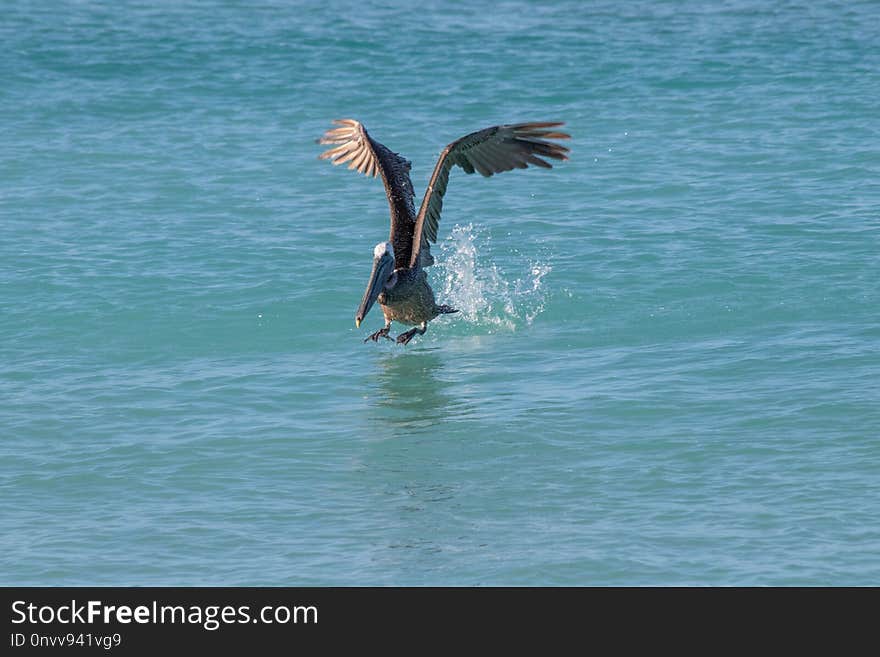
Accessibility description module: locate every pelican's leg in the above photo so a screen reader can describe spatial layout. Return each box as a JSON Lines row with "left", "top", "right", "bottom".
{"left": 396, "top": 322, "right": 427, "bottom": 345}
{"left": 365, "top": 319, "right": 393, "bottom": 343}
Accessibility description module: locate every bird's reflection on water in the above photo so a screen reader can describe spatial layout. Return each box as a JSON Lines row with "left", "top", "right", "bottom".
{"left": 364, "top": 348, "right": 459, "bottom": 438}
{"left": 356, "top": 347, "right": 468, "bottom": 570}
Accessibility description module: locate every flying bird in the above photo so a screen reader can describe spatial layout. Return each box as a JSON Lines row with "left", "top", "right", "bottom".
{"left": 318, "top": 119, "right": 570, "bottom": 345}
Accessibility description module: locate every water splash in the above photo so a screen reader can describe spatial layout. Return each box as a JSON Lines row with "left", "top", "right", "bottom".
{"left": 435, "top": 224, "right": 551, "bottom": 332}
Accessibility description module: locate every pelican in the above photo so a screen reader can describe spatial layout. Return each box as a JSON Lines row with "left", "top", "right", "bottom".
{"left": 318, "top": 119, "right": 570, "bottom": 345}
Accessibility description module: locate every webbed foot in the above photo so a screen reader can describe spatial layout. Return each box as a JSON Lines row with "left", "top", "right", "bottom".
{"left": 364, "top": 327, "right": 392, "bottom": 343}
{"left": 395, "top": 323, "right": 427, "bottom": 345}
{"left": 396, "top": 329, "right": 417, "bottom": 345}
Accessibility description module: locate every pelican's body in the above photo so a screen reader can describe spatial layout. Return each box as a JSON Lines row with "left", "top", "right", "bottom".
{"left": 378, "top": 267, "right": 439, "bottom": 326}
{"left": 318, "top": 119, "right": 569, "bottom": 344}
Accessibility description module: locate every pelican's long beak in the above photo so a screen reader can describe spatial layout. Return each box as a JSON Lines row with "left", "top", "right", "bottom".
{"left": 355, "top": 253, "right": 394, "bottom": 328}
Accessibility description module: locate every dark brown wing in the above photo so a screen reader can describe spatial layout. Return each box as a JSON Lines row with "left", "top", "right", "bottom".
{"left": 410, "top": 122, "right": 570, "bottom": 269}
{"left": 318, "top": 119, "right": 416, "bottom": 269}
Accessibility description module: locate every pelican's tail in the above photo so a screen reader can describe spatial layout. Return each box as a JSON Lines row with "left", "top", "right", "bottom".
{"left": 437, "top": 305, "right": 459, "bottom": 314}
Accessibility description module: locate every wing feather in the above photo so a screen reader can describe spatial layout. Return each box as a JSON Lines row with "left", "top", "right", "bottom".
{"left": 318, "top": 119, "right": 416, "bottom": 268}
{"left": 409, "top": 122, "right": 569, "bottom": 269}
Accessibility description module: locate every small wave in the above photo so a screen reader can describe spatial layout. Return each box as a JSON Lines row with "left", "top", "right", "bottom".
{"left": 435, "top": 224, "right": 551, "bottom": 332}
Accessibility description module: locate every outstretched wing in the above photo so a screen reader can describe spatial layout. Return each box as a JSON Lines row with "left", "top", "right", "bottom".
{"left": 410, "top": 122, "right": 570, "bottom": 269}
{"left": 318, "top": 119, "right": 416, "bottom": 269}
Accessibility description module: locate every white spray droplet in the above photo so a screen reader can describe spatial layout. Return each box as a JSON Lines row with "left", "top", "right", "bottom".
{"left": 437, "top": 224, "right": 551, "bottom": 331}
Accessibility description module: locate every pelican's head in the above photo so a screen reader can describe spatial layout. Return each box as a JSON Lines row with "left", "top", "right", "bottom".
{"left": 355, "top": 242, "right": 397, "bottom": 328}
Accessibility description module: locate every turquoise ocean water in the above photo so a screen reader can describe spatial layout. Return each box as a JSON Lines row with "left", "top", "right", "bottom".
{"left": 2, "top": 1, "right": 879, "bottom": 585}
